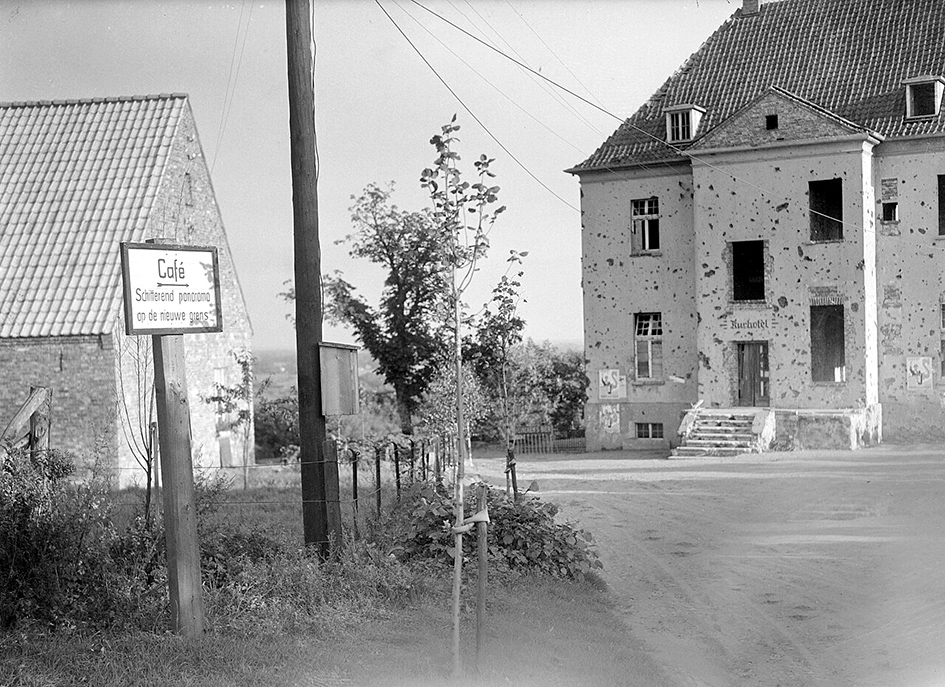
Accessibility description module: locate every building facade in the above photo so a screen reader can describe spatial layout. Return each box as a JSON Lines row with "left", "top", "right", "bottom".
{"left": 0, "top": 95, "right": 253, "bottom": 484}
{"left": 571, "top": 0, "right": 945, "bottom": 451}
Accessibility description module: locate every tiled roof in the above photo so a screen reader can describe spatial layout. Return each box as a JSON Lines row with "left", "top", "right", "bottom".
{"left": 573, "top": 0, "right": 945, "bottom": 172}
{"left": 0, "top": 95, "right": 186, "bottom": 337}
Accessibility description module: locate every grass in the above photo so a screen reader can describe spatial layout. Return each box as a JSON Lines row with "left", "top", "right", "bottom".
{"left": 2, "top": 461, "right": 645, "bottom": 686}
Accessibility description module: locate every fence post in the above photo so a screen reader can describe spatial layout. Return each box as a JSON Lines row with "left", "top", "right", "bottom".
{"left": 475, "top": 483, "right": 488, "bottom": 667}
{"left": 420, "top": 438, "right": 428, "bottom": 482}
{"left": 375, "top": 445, "right": 383, "bottom": 518}
{"left": 434, "top": 435, "right": 442, "bottom": 483}
{"left": 409, "top": 440, "right": 416, "bottom": 483}
{"left": 351, "top": 446, "right": 359, "bottom": 541}
{"left": 393, "top": 443, "right": 401, "bottom": 499}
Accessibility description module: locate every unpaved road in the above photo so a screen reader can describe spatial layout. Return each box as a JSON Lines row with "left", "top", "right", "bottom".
{"left": 477, "top": 444, "right": 945, "bottom": 687}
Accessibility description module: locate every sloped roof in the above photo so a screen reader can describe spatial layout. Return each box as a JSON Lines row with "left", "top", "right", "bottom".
{"left": 573, "top": 0, "right": 945, "bottom": 172}
{"left": 0, "top": 95, "right": 186, "bottom": 338}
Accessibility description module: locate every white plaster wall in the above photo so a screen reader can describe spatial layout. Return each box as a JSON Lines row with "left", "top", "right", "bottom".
{"left": 579, "top": 165, "right": 698, "bottom": 449}
{"left": 873, "top": 137, "right": 945, "bottom": 440}
{"left": 691, "top": 138, "right": 878, "bottom": 409}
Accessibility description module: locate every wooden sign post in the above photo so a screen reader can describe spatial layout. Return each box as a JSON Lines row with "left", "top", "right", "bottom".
{"left": 120, "top": 240, "right": 223, "bottom": 637}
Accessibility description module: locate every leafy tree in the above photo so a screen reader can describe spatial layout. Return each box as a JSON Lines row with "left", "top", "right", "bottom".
{"left": 203, "top": 348, "right": 254, "bottom": 488}
{"left": 322, "top": 183, "right": 452, "bottom": 435}
{"left": 416, "top": 363, "right": 486, "bottom": 438}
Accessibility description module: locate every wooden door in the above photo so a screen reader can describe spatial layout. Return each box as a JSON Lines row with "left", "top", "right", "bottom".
{"left": 737, "top": 342, "right": 770, "bottom": 407}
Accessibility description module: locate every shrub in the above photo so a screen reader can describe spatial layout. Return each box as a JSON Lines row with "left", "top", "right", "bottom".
{"left": 386, "top": 481, "right": 602, "bottom": 581}
{"left": 0, "top": 448, "right": 123, "bottom": 628}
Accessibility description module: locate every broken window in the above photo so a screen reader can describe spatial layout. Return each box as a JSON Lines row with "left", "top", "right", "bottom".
{"left": 732, "top": 240, "right": 765, "bottom": 301}
{"left": 810, "top": 305, "right": 846, "bottom": 382}
{"left": 631, "top": 197, "right": 660, "bottom": 252}
{"left": 882, "top": 202, "right": 898, "bottom": 222}
{"left": 810, "top": 178, "right": 843, "bottom": 241}
{"left": 636, "top": 422, "right": 664, "bottom": 439}
{"left": 938, "top": 175, "right": 945, "bottom": 236}
{"left": 634, "top": 312, "right": 663, "bottom": 380}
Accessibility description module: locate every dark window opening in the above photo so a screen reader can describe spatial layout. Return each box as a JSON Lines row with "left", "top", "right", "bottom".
{"left": 909, "top": 82, "right": 937, "bottom": 117}
{"left": 882, "top": 202, "right": 898, "bottom": 222}
{"left": 765, "top": 114, "right": 779, "bottom": 130}
{"left": 941, "top": 339, "right": 945, "bottom": 377}
{"left": 810, "top": 178, "right": 843, "bottom": 241}
{"left": 811, "top": 305, "right": 846, "bottom": 382}
{"left": 636, "top": 422, "right": 664, "bottom": 439}
{"left": 938, "top": 175, "right": 945, "bottom": 236}
{"left": 732, "top": 240, "right": 765, "bottom": 301}
{"left": 631, "top": 197, "right": 660, "bottom": 252}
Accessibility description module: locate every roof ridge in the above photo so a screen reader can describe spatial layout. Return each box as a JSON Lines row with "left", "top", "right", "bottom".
{"left": 0, "top": 94, "right": 189, "bottom": 109}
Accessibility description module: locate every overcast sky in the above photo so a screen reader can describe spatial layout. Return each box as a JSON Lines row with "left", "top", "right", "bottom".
{"left": 0, "top": 0, "right": 737, "bottom": 352}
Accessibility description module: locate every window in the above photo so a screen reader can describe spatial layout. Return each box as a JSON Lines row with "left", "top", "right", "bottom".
{"left": 183, "top": 173, "right": 194, "bottom": 206}
{"left": 905, "top": 77, "right": 944, "bottom": 119}
{"left": 631, "top": 197, "right": 660, "bottom": 252}
{"left": 882, "top": 202, "right": 898, "bottom": 222}
{"left": 634, "top": 313, "right": 663, "bottom": 380}
{"left": 810, "top": 178, "right": 843, "bottom": 241}
{"left": 765, "top": 114, "right": 779, "bottom": 130}
{"left": 664, "top": 105, "right": 704, "bottom": 143}
{"left": 636, "top": 422, "right": 664, "bottom": 439}
{"left": 810, "top": 305, "right": 846, "bottom": 382}
{"left": 940, "top": 303, "right": 945, "bottom": 330}
{"left": 941, "top": 304, "right": 945, "bottom": 377}
{"left": 938, "top": 175, "right": 945, "bottom": 236}
{"left": 732, "top": 240, "right": 765, "bottom": 301}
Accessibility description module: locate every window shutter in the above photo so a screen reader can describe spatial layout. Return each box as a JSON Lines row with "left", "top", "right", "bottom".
{"left": 651, "top": 341, "right": 663, "bottom": 379}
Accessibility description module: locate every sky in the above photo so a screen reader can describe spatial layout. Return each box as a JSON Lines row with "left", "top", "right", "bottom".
{"left": 0, "top": 0, "right": 738, "bottom": 352}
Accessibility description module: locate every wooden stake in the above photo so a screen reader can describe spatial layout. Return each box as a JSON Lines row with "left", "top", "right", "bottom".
{"left": 152, "top": 333, "right": 204, "bottom": 636}
{"left": 475, "top": 484, "right": 488, "bottom": 668}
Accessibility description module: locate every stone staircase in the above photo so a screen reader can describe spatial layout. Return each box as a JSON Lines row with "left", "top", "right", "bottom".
{"left": 673, "top": 408, "right": 773, "bottom": 457}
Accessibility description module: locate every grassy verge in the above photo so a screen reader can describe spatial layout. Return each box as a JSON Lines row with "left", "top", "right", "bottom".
{"left": 1, "top": 574, "right": 653, "bottom": 687}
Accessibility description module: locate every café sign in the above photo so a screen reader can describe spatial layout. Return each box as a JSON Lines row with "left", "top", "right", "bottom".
{"left": 120, "top": 243, "right": 223, "bottom": 335}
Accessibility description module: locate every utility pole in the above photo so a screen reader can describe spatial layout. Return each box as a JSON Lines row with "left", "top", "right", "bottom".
{"left": 285, "top": 0, "right": 339, "bottom": 556}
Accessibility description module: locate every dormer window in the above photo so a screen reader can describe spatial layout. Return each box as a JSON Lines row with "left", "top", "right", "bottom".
{"left": 664, "top": 104, "right": 705, "bottom": 143}
{"left": 904, "top": 76, "right": 944, "bottom": 119}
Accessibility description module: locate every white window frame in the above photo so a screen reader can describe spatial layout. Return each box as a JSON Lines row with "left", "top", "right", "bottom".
{"left": 631, "top": 197, "right": 660, "bottom": 253}
{"left": 634, "top": 313, "right": 663, "bottom": 380}
{"left": 904, "top": 76, "right": 944, "bottom": 119}
{"left": 664, "top": 104, "right": 705, "bottom": 143}
{"left": 635, "top": 422, "right": 664, "bottom": 439}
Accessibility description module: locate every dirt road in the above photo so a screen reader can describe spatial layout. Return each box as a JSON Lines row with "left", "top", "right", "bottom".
{"left": 477, "top": 444, "right": 945, "bottom": 687}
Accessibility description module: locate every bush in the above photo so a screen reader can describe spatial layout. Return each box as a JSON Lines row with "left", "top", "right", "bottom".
{"left": 386, "top": 481, "right": 602, "bottom": 581}
{"left": 0, "top": 448, "right": 123, "bottom": 628}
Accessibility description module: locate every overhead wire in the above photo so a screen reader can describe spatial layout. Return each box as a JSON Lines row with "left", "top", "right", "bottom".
{"left": 211, "top": 0, "right": 255, "bottom": 174}
{"left": 376, "top": 0, "right": 579, "bottom": 212}
{"left": 409, "top": 0, "right": 870, "bottom": 236}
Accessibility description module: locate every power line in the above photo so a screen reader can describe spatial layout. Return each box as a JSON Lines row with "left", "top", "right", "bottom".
{"left": 377, "top": 0, "right": 579, "bottom": 212}
{"left": 212, "top": 0, "right": 255, "bottom": 174}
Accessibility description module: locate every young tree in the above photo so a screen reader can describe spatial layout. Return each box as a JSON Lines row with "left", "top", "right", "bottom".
{"left": 115, "top": 335, "right": 157, "bottom": 522}
{"left": 203, "top": 348, "right": 255, "bottom": 489}
{"left": 321, "top": 183, "right": 452, "bottom": 435}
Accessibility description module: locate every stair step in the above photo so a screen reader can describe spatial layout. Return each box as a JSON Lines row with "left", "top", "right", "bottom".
{"left": 684, "top": 438, "right": 753, "bottom": 447}
{"left": 672, "top": 446, "right": 747, "bottom": 458}
{"left": 691, "top": 431, "right": 755, "bottom": 441}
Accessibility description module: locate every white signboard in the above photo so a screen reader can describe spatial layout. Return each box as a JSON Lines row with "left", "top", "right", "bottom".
{"left": 120, "top": 243, "right": 223, "bottom": 335}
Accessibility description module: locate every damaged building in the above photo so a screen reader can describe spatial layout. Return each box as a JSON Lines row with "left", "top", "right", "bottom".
{"left": 569, "top": 0, "right": 945, "bottom": 453}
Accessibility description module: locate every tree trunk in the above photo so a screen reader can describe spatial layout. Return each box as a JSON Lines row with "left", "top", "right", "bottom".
{"left": 395, "top": 388, "right": 413, "bottom": 435}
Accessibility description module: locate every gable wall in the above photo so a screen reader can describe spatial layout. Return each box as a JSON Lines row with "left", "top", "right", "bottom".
{"left": 116, "top": 102, "right": 254, "bottom": 484}
{"left": 580, "top": 165, "right": 698, "bottom": 450}
{"left": 692, "top": 138, "right": 878, "bottom": 409}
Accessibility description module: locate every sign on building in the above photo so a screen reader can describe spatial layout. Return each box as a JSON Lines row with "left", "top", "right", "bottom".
{"left": 120, "top": 243, "right": 223, "bottom": 335}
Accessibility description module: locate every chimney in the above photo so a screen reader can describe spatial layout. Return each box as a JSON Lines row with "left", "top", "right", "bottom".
{"left": 743, "top": 0, "right": 760, "bottom": 15}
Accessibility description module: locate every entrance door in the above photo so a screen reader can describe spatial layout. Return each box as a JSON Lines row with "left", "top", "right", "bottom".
{"left": 737, "top": 342, "right": 769, "bottom": 407}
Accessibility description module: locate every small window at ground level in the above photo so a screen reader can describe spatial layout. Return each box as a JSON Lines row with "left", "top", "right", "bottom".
{"left": 810, "top": 178, "right": 843, "bottom": 241}
{"left": 938, "top": 175, "right": 945, "bottom": 236}
{"left": 882, "top": 202, "right": 898, "bottom": 222}
{"left": 810, "top": 305, "right": 846, "bottom": 382}
{"left": 631, "top": 197, "right": 660, "bottom": 252}
{"left": 732, "top": 240, "right": 765, "bottom": 301}
{"left": 636, "top": 422, "right": 664, "bottom": 439}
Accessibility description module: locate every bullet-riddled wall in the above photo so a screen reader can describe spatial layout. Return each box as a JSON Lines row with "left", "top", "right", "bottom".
{"left": 691, "top": 137, "right": 880, "bottom": 411}
{"left": 873, "top": 137, "right": 945, "bottom": 440}
{"left": 580, "top": 164, "right": 698, "bottom": 450}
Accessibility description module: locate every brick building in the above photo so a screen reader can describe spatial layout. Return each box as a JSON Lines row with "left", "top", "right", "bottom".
{"left": 0, "top": 95, "right": 253, "bottom": 484}
{"left": 570, "top": 0, "right": 945, "bottom": 453}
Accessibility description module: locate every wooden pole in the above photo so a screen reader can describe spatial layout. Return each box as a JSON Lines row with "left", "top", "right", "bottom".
{"left": 286, "top": 0, "right": 339, "bottom": 557}
{"left": 451, "top": 273, "right": 467, "bottom": 677}
{"left": 28, "top": 386, "right": 50, "bottom": 460}
{"left": 375, "top": 445, "right": 383, "bottom": 518}
{"left": 350, "top": 446, "right": 359, "bottom": 540}
{"left": 152, "top": 333, "right": 204, "bottom": 636}
{"left": 475, "top": 484, "right": 488, "bottom": 668}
